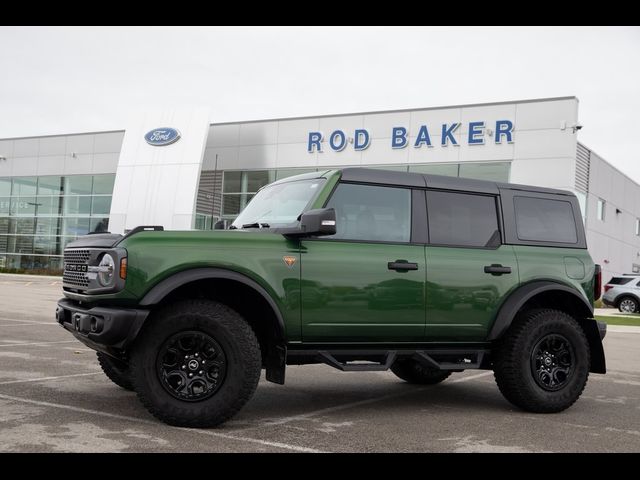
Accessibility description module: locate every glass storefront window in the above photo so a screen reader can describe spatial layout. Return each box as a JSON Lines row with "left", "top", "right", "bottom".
{"left": 246, "top": 171, "right": 275, "bottom": 192}
{"left": 12, "top": 197, "right": 38, "bottom": 216}
{"left": 223, "top": 171, "right": 243, "bottom": 193}
{"left": 35, "top": 217, "right": 62, "bottom": 236}
{"left": 12, "top": 177, "right": 38, "bottom": 196}
{"left": 0, "top": 174, "right": 112, "bottom": 273}
{"left": 90, "top": 217, "right": 110, "bottom": 233}
{"left": 37, "top": 176, "right": 64, "bottom": 195}
{"left": 222, "top": 194, "right": 242, "bottom": 216}
{"left": 0, "top": 197, "right": 10, "bottom": 215}
{"left": 64, "top": 175, "right": 93, "bottom": 195}
{"left": 35, "top": 196, "right": 62, "bottom": 216}
{"left": 0, "top": 178, "right": 12, "bottom": 196}
{"left": 14, "top": 218, "right": 36, "bottom": 235}
{"left": 409, "top": 164, "right": 459, "bottom": 177}
{"left": 62, "top": 217, "right": 91, "bottom": 236}
{"left": 458, "top": 162, "right": 510, "bottom": 182}
{"left": 92, "top": 174, "right": 116, "bottom": 195}
{"left": 91, "top": 196, "right": 112, "bottom": 215}
{"left": 63, "top": 196, "right": 92, "bottom": 215}
{"left": 275, "top": 168, "right": 316, "bottom": 180}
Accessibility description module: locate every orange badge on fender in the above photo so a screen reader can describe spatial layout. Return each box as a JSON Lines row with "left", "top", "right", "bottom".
{"left": 283, "top": 255, "right": 297, "bottom": 267}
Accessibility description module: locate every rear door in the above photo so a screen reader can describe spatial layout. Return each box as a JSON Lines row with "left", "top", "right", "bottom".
{"left": 424, "top": 190, "right": 519, "bottom": 341}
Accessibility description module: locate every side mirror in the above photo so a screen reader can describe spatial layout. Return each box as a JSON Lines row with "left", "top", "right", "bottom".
{"left": 282, "top": 208, "right": 336, "bottom": 237}
{"left": 300, "top": 208, "right": 337, "bottom": 236}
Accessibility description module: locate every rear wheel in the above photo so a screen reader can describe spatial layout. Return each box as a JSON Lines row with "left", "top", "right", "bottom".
{"left": 390, "top": 358, "right": 452, "bottom": 385}
{"left": 97, "top": 352, "right": 134, "bottom": 391}
{"left": 493, "top": 308, "right": 590, "bottom": 413}
{"left": 617, "top": 296, "right": 639, "bottom": 313}
{"left": 130, "top": 299, "right": 261, "bottom": 427}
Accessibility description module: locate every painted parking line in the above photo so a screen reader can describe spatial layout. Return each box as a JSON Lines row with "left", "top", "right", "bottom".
{"left": 0, "top": 317, "right": 56, "bottom": 325}
{"left": 0, "top": 393, "right": 324, "bottom": 453}
{"left": 0, "top": 340, "right": 78, "bottom": 348}
{"left": 0, "top": 323, "right": 58, "bottom": 327}
{"left": 0, "top": 372, "right": 102, "bottom": 386}
{"left": 258, "top": 371, "right": 494, "bottom": 428}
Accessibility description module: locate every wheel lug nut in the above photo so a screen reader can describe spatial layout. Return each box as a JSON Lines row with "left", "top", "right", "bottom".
{"left": 185, "top": 355, "right": 189, "bottom": 359}
{"left": 202, "top": 360, "right": 206, "bottom": 364}
{"left": 199, "top": 370, "right": 204, "bottom": 374}
{"left": 195, "top": 353, "right": 199, "bottom": 357}
{"left": 181, "top": 365, "right": 186, "bottom": 369}
{"left": 188, "top": 373, "right": 193, "bottom": 377}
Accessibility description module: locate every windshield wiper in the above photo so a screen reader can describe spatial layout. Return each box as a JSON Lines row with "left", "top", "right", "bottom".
{"left": 241, "top": 222, "right": 270, "bottom": 229}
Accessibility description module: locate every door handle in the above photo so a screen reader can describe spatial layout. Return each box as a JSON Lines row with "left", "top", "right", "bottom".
{"left": 484, "top": 264, "right": 512, "bottom": 276}
{"left": 388, "top": 260, "right": 419, "bottom": 271}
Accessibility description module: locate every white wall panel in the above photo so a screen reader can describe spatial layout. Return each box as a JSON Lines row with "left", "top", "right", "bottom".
{"left": 108, "top": 107, "right": 210, "bottom": 234}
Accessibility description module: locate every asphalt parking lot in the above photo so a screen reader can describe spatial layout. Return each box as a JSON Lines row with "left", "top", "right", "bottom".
{"left": 1, "top": 274, "right": 639, "bottom": 453}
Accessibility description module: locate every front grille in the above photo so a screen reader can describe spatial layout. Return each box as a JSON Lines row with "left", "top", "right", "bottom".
{"left": 63, "top": 249, "right": 90, "bottom": 288}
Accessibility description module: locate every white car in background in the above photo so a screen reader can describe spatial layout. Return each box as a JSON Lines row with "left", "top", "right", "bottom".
{"left": 602, "top": 275, "right": 640, "bottom": 313}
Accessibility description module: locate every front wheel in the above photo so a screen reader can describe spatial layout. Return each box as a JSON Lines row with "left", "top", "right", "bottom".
{"left": 493, "top": 308, "right": 590, "bottom": 413}
{"left": 130, "top": 299, "right": 262, "bottom": 428}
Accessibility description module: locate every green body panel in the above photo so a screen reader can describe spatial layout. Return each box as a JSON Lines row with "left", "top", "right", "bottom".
{"left": 66, "top": 170, "right": 597, "bottom": 348}
{"left": 425, "top": 245, "right": 519, "bottom": 342}
{"left": 119, "top": 230, "right": 303, "bottom": 341}
{"left": 512, "top": 245, "right": 595, "bottom": 305}
{"left": 299, "top": 240, "right": 426, "bottom": 342}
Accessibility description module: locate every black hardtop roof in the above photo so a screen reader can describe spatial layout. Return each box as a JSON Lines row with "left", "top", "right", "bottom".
{"left": 338, "top": 167, "right": 574, "bottom": 196}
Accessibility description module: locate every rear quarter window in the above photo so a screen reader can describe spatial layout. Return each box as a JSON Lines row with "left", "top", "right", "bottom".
{"left": 513, "top": 196, "right": 578, "bottom": 244}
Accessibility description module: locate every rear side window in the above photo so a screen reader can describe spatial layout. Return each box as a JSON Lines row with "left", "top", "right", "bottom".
{"left": 427, "top": 191, "right": 499, "bottom": 247}
{"left": 326, "top": 183, "right": 411, "bottom": 243}
{"left": 513, "top": 196, "right": 578, "bottom": 244}
{"left": 608, "top": 277, "right": 634, "bottom": 285}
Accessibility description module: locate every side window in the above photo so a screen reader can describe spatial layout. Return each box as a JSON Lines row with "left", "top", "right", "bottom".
{"left": 326, "top": 183, "right": 411, "bottom": 243}
{"left": 427, "top": 191, "right": 499, "bottom": 247}
{"left": 513, "top": 196, "right": 578, "bottom": 244}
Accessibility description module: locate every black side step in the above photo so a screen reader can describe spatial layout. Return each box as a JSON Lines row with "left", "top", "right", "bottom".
{"left": 317, "top": 351, "right": 397, "bottom": 371}
{"left": 301, "top": 349, "right": 489, "bottom": 372}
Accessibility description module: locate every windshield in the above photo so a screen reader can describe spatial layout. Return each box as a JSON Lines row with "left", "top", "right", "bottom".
{"left": 231, "top": 178, "right": 326, "bottom": 228}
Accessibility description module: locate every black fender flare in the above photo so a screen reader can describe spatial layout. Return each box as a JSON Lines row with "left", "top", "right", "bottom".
{"left": 139, "top": 267, "right": 286, "bottom": 346}
{"left": 487, "top": 281, "right": 593, "bottom": 341}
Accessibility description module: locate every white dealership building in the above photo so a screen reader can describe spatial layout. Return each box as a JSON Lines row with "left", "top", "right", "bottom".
{"left": 0, "top": 96, "right": 638, "bottom": 280}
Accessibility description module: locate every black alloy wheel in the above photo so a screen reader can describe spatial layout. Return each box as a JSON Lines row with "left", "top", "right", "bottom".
{"left": 530, "top": 334, "right": 574, "bottom": 392}
{"left": 157, "top": 331, "right": 227, "bottom": 402}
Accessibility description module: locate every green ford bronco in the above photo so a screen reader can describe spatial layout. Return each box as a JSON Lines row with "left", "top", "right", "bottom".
{"left": 56, "top": 168, "right": 606, "bottom": 427}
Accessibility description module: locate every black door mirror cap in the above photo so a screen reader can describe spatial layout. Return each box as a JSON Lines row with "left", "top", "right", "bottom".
{"left": 282, "top": 208, "right": 337, "bottom": 238}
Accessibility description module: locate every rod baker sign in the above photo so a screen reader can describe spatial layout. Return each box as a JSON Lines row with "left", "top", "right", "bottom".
{"left": 307, "top": 120, "right": 514, "bottom": 153}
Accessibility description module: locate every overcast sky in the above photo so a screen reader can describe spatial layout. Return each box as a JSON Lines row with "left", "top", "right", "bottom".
{"left": 1, "top": 26, "right": 639, "bottom": 181}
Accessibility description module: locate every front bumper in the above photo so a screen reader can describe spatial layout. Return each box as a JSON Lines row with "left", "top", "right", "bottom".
{"left": 56, "top": 298, "right": 149, "bottom": 354}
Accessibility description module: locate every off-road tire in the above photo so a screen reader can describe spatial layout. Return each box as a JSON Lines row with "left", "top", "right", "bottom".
{"left": 617, "top": 296, "right": 639, "bottom": 313}
{"left": 97, "top": 352, "right": 134, "bottom": 391}
{"left": 391, "top": 358, "right": 452, "bottom": 385}
{"left": 493, "top": 308, "right": 590, "bottom": 413}
{"left": 130, "top": 299, "right": 261, "bottom": 428}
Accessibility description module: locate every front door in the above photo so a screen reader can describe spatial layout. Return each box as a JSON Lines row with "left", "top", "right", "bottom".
{"left": 300, "top": 182, "right": 425, "bottom": 342}
{"left": 424, "top": 190, "right": 519, "bottom": 342}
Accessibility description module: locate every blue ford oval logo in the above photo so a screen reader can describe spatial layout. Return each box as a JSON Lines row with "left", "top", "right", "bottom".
{"left": 144, "top": 127, "right": 181, "bottom": 146}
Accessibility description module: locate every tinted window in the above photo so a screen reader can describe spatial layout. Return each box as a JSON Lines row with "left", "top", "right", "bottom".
{"left": 514, "top": 196, "right": 577, "bottom": 244}
{"left": 608, "top": 277, "right": 634, "bottom": 285}
{"left": 427, "top": 191, "right": 499, "bottom": 247}
{"left": 326, "top": 183, "right": 411, "bottom": 243}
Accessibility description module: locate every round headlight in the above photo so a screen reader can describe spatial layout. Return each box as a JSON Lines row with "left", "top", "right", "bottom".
{"left": 98, "top": 254, "right": 115, "bottom": 287}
